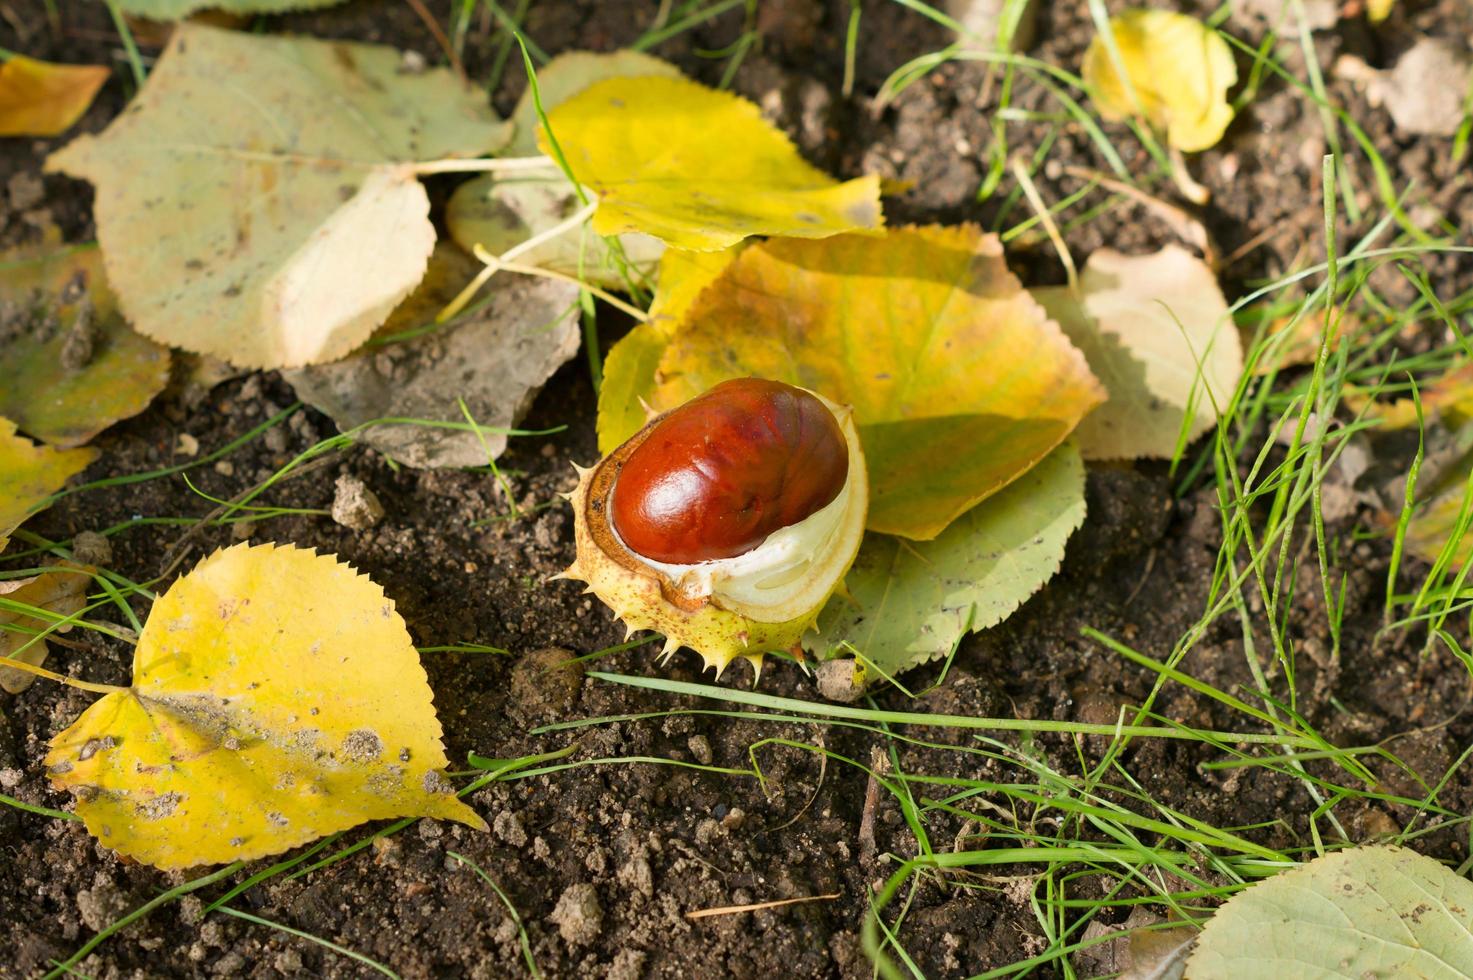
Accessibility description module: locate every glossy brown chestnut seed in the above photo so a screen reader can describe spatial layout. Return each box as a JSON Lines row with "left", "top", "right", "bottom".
{"left": 611, "top": 378, "right": 849, "bottom": 564}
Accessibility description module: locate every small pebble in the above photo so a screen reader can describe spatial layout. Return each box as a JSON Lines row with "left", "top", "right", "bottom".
{"left": 331, "top": 473, "right": 385, "bottom": 530}
{"left": 70, "top": 530, "right": 112, "bottom": 567}
{"left": 687, "top": 734, "right": 713, "bottom": 766}
{"left": 550, "top": 883, "right": 603, "bottom": 945}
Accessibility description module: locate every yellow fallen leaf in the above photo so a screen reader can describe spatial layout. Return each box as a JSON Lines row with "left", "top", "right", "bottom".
{"left": 0, "top": 562, "right": 92, "bottom": 694}
{"left": 45, "top": 542, "right": 485, "bottom": 870}
{"left": 507, "top": 49, "right": 682, "bottom": 156}
{"left": 0, "top": 244, "right": 171, "bottom": 447}
{"left": 1250, "top": 307, "right": 1358, "bottom": 376}
{"left": 0, "top": 55, "right": 109, "bottom": 137}
{"left": 650, "top": 225, "right": 1104, "bottom": 539}
{"left": 0, "top": 417, "right": 96, "bottom": 552}
{"left": 1082, "top": 9, "right": 1237, "bottom": 153}
{"left": 1359, "top": 361, "right": 1473, "bottom": 430}
{"left": 596, "top": 247, "right": 737, "bottom": 454}
{"left": 1403, "top": 488, "right": 1473, "bottom": 570}
{"left": 545, "top": 76, "right": 883, "bottom": 251}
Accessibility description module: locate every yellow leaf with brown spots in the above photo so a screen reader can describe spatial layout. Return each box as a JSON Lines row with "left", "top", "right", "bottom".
{"left": 45, "top": 542, "right": 484, "bottom": 870}
{"left": 0, "top": 245, "right": 171, "bottom": 447}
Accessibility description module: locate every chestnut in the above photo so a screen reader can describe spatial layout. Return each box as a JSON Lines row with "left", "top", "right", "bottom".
{"left": 559, "top": 377, "right": 868, "bottom": 678}
{"left": 611, "top": 378, "right": 849, "bottom": 564}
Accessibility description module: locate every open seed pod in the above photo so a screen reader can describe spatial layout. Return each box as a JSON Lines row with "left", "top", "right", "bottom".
{"left": 560, "top": 378, "right": 868, "bottom": 678}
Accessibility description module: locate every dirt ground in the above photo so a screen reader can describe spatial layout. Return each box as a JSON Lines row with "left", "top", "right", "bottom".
{"left": 4, "top": 0, "right": 1473, "bottom": 977}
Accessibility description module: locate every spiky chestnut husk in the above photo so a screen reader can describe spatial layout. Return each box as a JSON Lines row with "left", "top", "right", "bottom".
{"left": 558, "top": 384, "right": 868, "bottom": 679}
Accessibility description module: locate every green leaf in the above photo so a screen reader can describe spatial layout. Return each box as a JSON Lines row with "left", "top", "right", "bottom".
{"left": 1185, "top": 845, "right": 1473, "bottom": 978}
{"left": 0, "top": 245, "right": 170, "bottom": 447}
{"left": 1033, "top": 247, "right": 1240, "bottom": 461}
{"left": 651, "top": 225, "right": 1104, "bottom": 539}
{"left": 116, "top": 0, "right": 347, "bottom": 18}
{"left": 810, "top": 443, "right": 1085, "bottom": 673}
{"left": 547, "top": 76, "right": 883, "bottom": 251}
{"left": 47, "top": 24, "right": 508, "bottom": 370}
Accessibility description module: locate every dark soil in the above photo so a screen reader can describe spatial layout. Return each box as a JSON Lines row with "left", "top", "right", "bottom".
{"left": 4, "top": 1, "right": 1473, "bottom": 978}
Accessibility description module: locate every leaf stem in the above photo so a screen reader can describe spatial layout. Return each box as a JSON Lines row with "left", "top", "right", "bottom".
{"left": 411, "top": 155, "right": 557, "bottom": 176}
{"left": 475, "top": 245, "right": 650, "bottom": 320}
{"left": 1010, "top": 157, "right": 1077, "bottom": 292}
{"left": 0, "top": 657, "right": 126, "bottom": 695}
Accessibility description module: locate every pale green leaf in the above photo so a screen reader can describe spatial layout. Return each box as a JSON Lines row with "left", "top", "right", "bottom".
{"left": 47, "top": 24, "right": 508, "bottom": 370}
{"left": 1185, "top": 845, "right": 1473, "bottom": 978}
{"left": 446, "top": 173, "right": 664, "bottom": 289}
{"left": 810, "top": 444, "right": 1085, "bottom": 673}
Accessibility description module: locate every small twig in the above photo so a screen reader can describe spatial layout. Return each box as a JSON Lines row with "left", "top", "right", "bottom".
{"left": 1010, "top": 157, "right": 1077, "bottom": 293}
{"left": 766, "top": 729, "right": 828, "bottom": 833}
{"left": 411, "top": 155, "right": 558, "bottom": 176}
{"left": 1061, "top": 164, "right": 1215, "bottom": 266}
{"left": 686, "top": 892, "right": 842, "bottom": 920}
{"left": 858, "top": 745, "right": 886, "bottom": 866}
{"left": 0, "top": 656, "right": 126, "bottom": 695}
{"left": 1123, "top": 549, "right": 1159, "bottom": 607}
{"left": 1167, "top": 146, "right": 1210, "bottom": 206}
{"left": 438, "top": 242, "right": 648, "bottom": 325}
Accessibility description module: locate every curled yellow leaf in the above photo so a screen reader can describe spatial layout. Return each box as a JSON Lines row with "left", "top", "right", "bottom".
{"left": 0, "top": 418, "right": 96, "bottom": 552}
{"left": 46, "top": 542, "right": 485, "bottom": 870}
{"left": 1082, "top": 9, "right": 1237, "bottom": 153}
{"left": 0, "top": 55, "right": 109, "bottom": 137}
{"left": 546, "top": 76, "right": 882, "bottom": 251}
